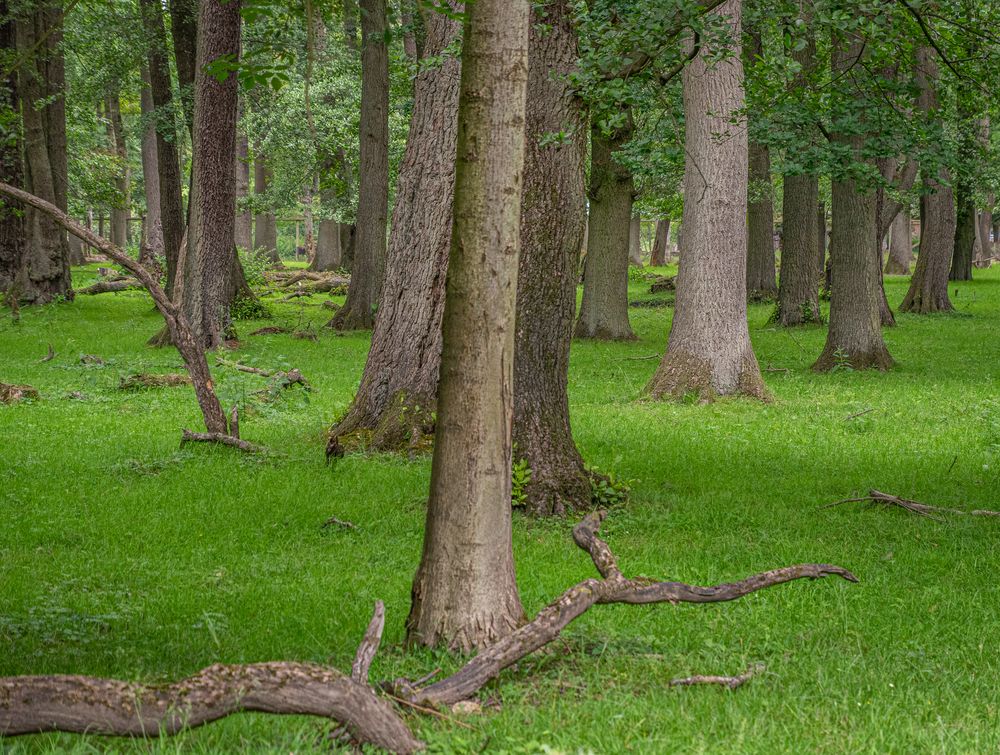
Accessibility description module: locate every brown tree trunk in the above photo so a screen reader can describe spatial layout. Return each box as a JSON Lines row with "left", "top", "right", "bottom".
{"left": 817, "top": 201, "right": 827, "bottom": 278}
{"left": 331, "top": 0, "right": 389, "bottom": 330}
{"left": 302, "top": 179, "right": 316, "bottom": 261}
{"left": 950, "top": 189, "right": 975, "bottom": 281}
{"left": 885, "top": 207, "right": 912, "bottom": 274}
{"left": 234, "top": 121, "right": 252, "bottom": 253}
{"left": 512, "top": 0, "right": 591, "bottom": 517}
{"left": 406, "top": 0, "right": 530, "bottom": 652}
{"left": 105, "top": 93, "right": 130, "bottom": 250}
{"left": 180, "top": 0, "right": 241, "bottom": 349}
{"left": 978, "top": 202, "right": 994, "bottom": 262}
{"left": 325, "top": 5, "right": 460, "bottom": 454}
{"left": 0, "top": 4, "right": 23, "bottom": 294}
{"left": 141, "top": 0, "right": 185, "bottom": 298}
{"left": 14, "top": 10, "right": 71, "bottom": 303}
{"left": 813, "top": 31, "right": 893, "bottom": 372}
{"left": 650, "top": 218, "right": 670, "bottom": 266}
{"left": 628, "top": 215, "right": 642, "bottom": 266}
{"left": 574, "top": 122, "right": 635, "bottom": 340}
{"left": 41, "top": 5, "right": 75, "bottom": 266}
{"left": 747, "top": 140, "right": 777, "bottom": 300}
{"left": 139, "top": 66, "right": 164, "bottom": 266}
{"left": 253, "top": 156, "right": 278, "bottom": 261}
{"left": 901, "top": 49, "right": 954, "bottom": 314}
{"left": 169, "top": 0, "right": 197, "bottom": 132}
{"left": 646, "top": 0, "right": 765, "bottom": 401}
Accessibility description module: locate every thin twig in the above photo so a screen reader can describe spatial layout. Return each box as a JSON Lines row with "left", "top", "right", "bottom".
{"left": 670, "top": 663, "right": 764, "bottom": 690}
{"left": 844, "top": 408, "right": 875, "bottom": 421}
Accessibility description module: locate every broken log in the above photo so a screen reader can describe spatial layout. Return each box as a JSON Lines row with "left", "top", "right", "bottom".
{"left": 0, "top": 383, "right": 39, "bottom": 404}
{"left": 670, "top": 664, "right": 764, "bottom": 690}
{"left": 76, "top": 279, "right": 142, "bottom": 295}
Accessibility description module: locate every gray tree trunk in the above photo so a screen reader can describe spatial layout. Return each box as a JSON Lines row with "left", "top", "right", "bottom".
{"left": 747, "top": 139, "right": 777, "bottom": 300}
{"left": 885, "top": 207, "right": 912, "bottom": 275}
{"left": 628, "top": 215, "right": 642, "bottom": 266}
{"left": 0, "top": 4, "right": 24, "bottom": 294}
{"left": 139, "top": 66, "right": 164, "bottom": 266}
{"left": 234, "top": 119, "right": 252, "bottom": 253}
{"left": 407, "top": 0, "right": 530, "bottom": 652}
{"left": 105, "top": 94, "right": 130, "bottom": 250}
{"left": 646, "top": 0, "right": 766, "bottom": 400}
{"left": 253, "top": 156, "right": 278, "bottom": 261}
{"left": 650, "top": 218, "right": 670, "bottom": 266}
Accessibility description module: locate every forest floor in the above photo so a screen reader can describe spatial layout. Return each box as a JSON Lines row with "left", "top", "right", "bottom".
{"left": 2, "top": 263, "right": 1000, "bottom": 753}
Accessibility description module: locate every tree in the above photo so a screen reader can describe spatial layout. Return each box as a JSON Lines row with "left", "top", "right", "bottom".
{"left": 235, "top": 119, "right": 252, "bottom": 253}
{"left": 884, "top": 207, "right": 912, "bottom": 274}
{"left": 180, "top": 0, "right": 242, "bottom": 349}
{"left": 330, "top": 0, "right": 389, "bottom": 330}
{"left": 253, "top": 155, "right": 278, "bottom": 261}
{"left": 103, "top": 92, "right": 129, "bottom": 250}
{"left": 812, "top": 27, "right": 893, "bottom": 372}
{"left": 139, "top": 66, "right": 164, "bottom": 267}
{"left": 646, "top": 0, "right": 766, "bottom": 401}
{"left": 0, "top": 1, "right": 23, "bottom": 296}
{"left": 900, "top": 47, "right": 955, "bottom": 315}
{"left": 325, "top": 5, "right": 461, "bottom": 455}
{"left": 650, "top": 218, "right": 670, "bottom": 265}
{"left": 512, "top": 0, "right": 592, "bottom": 516}
{"left": 744, "top": 21, "right": 776, "bottom": 301}
{"left": 574, "top": 119, "right": 636, "bottom": 340}
{"left": 407, "top": 0, "right": 530, "bottom": 651}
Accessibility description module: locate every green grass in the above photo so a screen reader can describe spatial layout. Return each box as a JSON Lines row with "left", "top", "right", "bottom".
{"left": 2, "top": 264, "right": 1000, "bottom": 753}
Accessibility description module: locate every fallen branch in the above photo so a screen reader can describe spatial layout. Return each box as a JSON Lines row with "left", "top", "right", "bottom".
{"left": 407, "top": 511, "right": 857, "bottom": 706}
{"left": 670, "top": 663, "right": 764, "bottom": 690}
{"left": 822, "top": 489, "right": 1000, "bottom": 520}
{"left": 39, "top": 344, "right": 54, "bottom": 363}
{"left": 180, "top": 430, "right": 262, "bottom": 454}
{"left": 321, "top": 516, "right": 357, "bottom": 530}
{"left": 76, "top": 279, "right": 141, "bottom": 295}
{"left": 843, "top": 408, "right": 875, "bottom": 421}
{"left": 352, "top": 601, "right": 386, "bottom": 684}
{"left": 119, "top": 373, "right": 192, "bottom": 391}
{"left": 0, "top": 383, "right": 39, "bottom": 403}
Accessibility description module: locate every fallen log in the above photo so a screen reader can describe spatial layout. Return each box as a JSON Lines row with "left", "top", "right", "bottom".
{"left": 822, "top": 489, "right": 1000, "bottom": 520}
{"left": 76, "top": 279, "right": 142, "bottom": 295}
{"left": 0, "top": 383, "right": 39, "bottom": 404}
{"left": 119, "top": 373, "right": 192, "bottom": 391}
{"left": 670, "top": 663, "right": 764, "bottom": 690}
{"left": 180, "top": 429, "right": 263, "bottom": 453}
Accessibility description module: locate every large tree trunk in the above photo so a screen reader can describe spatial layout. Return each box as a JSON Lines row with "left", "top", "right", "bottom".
{"left": 234, "top": 122, "right": 252, "bottom": 252}
{"left": 900, "top": 48, "right": 955, "bottom": 314}
{"left": 330, "top": 0, "right": 389, "bottom": 330}
{"left": 139, "top": 66, "right": 164, "bottom": 266}
{"left": 105, "top": 93, "right": 130, "bottom": 250}
{"left": 813, "top": 32, "right": 893, "bottom": 372}
{"left": 574, "top": 122, "right": 635, "bottom": 340}
{"left": 512, "top": 0, "right": 591, "bottom": 517}
{"left": 311, "top": 175, "right": 343, "bottom": 272}
{"left": 141, "top": 0, "right": 185, "bottom": 298}
{"left": 180, "top": 0, "right": 241, "bottom": 349}
{"left": 650, "top": 218, "right": 670, "bottom": 266}
{"left": 253, "top": 156, "right": 278, "bottom": 261}
{"left": 746, "top": 140, "right": 777, "bottom": 300}
{"left": 0, "top": 4, "right": 24, "bottom": 294}
{"left": 628, "top": 215, "right": 642, "bottom": 266}
{"left": 325, "top": 4, "right": 460, "bottom": 455}
{"left": 885, "top": 207, "right": 912, "bottom": 274}
{"left": 41, "top": 4, "right": 75, "bottom": 266}
{"left": 406, "top": 0, "right": 530, "bottom": 652}
{"left": 14, "top": 10, "right": 71, "bottom": 303}
{"left": 645, "top": 0, "right": 765, "bottom": 401}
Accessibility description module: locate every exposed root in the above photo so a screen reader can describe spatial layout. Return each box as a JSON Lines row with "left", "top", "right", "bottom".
{"left": 670, "top": 663, "right": 765, "bottom": 690}
{"left": 645, "top": 350, "right": 769, "bottom": 402}
{"left": 0, "top": 383, "right": 39, "bottom": 403}
{"left": 327, "top": 392, "right": 436, "bottom": 459}
{"left": 119, "top": 373, "right": 192, "bottom": 391}
{"left": 822, "top": 489, "right": 1000, "bottom": 521}
{"left": 811, "top": 344, "right": 895, "bottom": 373}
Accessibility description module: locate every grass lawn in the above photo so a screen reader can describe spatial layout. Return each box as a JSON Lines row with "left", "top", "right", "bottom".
{"left": 2, "top": 263, "right": 999, "bottom": 753}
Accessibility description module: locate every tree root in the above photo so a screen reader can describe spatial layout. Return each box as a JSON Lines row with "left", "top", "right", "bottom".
{"left": 670, "top": 663, "right": 764, "bottom": 689}
{"left": 822, "top": 489, "right": 1000, "bottom": 521}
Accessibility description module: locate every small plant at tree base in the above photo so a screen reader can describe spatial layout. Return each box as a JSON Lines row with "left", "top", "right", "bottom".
{"left": 831, "top": 347, "right": 854, "bottom": 373}
{"left": 511, "top": 458, "right": 532, "bottom": 508}
{"left": 586, "top": 466, "right": 633, "bottom": 508}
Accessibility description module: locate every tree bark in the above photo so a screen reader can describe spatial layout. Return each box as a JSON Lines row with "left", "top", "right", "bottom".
{"left": 13, "top": 10, "right": 71, "bottom": 303}
{"left": 169, "top": 0, "right": 197, "bottom": 133}
{"left": 628, "top": 215, "right": 643, "bottom": 266}
{"left": 141, "top": 0, "right": 185, "bottom": 298}
{"left": 105, "top": 93, "right": 130, "bottom": 250}
{"left": 406, "top": 0, "right": 530, "bottom": 652}
{"left": 330, "top": 0, "right": 389, "bottom": 330}
{"left": 0, "top": 3, "right": 23, "bottom": 295}
{"left": 235, "top": 120, "right": 252, "bottom": 253}
{"left": 41, "top": 4, "right": 75, "bottom": 265}
{"left": 813, "top": 31, "right": 893, "bottom": 372}
{"left": 253, "top": 156, "right": 278, "bottom": 261}
{"left": 574, "top": 122, "right": 635, "bottom": 340}
{"left": 325, "top": 3, "right": 461, "bottom": 454}
{"left": 747, "top": 140, "right": 777, "bottom": 300}
{"left": 646, "top": 0, "right": 765, "bottom": 401}
{"left": 650, "top": 218, "right": 670, "bottom": 266}
{"left": 512, "top": 0, "right": 591, "bottom": 517}
{"left": 180, "top": 0, "right": 242, "bottom": 349}
{"left": 978, "top": 201, "right": 994, "bottom": 263}
{"left": 900, "top": 48, "right": 954, "bottom": 314}
{"left": 139, "top": 66, "right": 164, "bottom": 266}
{"left": 885, "top": 207, "right": 912, "bottom": 274}
{"left": 817, "top": 201, "right": 827, "bottom": 278}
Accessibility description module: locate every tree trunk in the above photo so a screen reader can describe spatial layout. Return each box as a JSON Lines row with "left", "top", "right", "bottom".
{"left": 813, "top": 31, "right": 893, "bottom": 372}
{"left": 885, "top": 207, "right": 912, "bottom": 274}
{"left": 978, "top": 201, "right": 994, "bottom": 262}
{"left": 325, "top": 4, "right": 460, "bottom": 453}
{"left": 302, "top": 179, "right": 316, "bottom": 261}
{"left": 0, "top": 4, "right": 24, "bottom": 294}
{"left": 141, "top": 0, "right": 185, "bottom": 298}
{"left": 234, "top": 122, "right": 252, "bottom": 252}
{"left": 650, "top": 218, "right": 670, "bottom": 266}
{"left": 105, "top": 93, "right": 130, "bottom": 250}
{"left": 950, "top": 188, "right": 975, "bottom": 282}
{"left": 406, "top": 0, "right": 530, "bottom": 652}
{"left": 139, "top": 66, "right": 164, "bottom": 266}
{"left": 512, "top": 0, "right": 591, "bottom": 517}
{"left": 41, "top": 5, "right": 75, "bottom": 266}
{"left": 330, "top": 0, "right": 389, "bottom": 330}
{"left": 628, "top": 215, "right": 642, "bottom": 266}
{"left": 646, "top": 0, "right": 765, "bottom": 401}
{"left": 747, "top": 140, "right": 777, "bottom": 300}
{"left": 180, "top": 0, "right": 241, "bottom": 349}
{"left": 253, "top": 155, "right": 278, "bottom": 261}
{"left": 817, "top": 201, "right": 826, "bottom": 278}
{"left": 169, "top": 0, "right": 197, "bottom": 133}
{"left": 900, "top": 48, "right": 954, "bottom": 314}
{"left": 574, "top": 122, "right": 635, "bottom": 340}
{"left": 14, "top": 10, "right": 71, "bottom": 303}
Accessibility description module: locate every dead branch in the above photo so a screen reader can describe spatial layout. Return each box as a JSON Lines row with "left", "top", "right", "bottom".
{"left": 180, "top": 430, "right": 262, "bottom": 454}
{"left": 0, "top": 383, "right": 39, "bottom": 404}
{"left": 0, "top": 662, "right": 420, "bottom": 754}
{"left": 321, "top": 516, "right": 357, "bottom": 530}
{"left": 843, "top": 408, "right": 875, "bottom": 421}
{"left": 39, "top": 344, "right": 55, "bottom": 362}
{"left": 76, "top": 279, "right": 142, "bottom": 295}
{"left": 823, "top": 489, "right": 1000, "bottom": 519}
{"left": 408, "top": 511, "right": 857, "bottom": 706}
{"left": 352, "top": 601, "right": 386, "bottom": 684}
{"left": 670, "top": 664, "right": 763, "bottom": 690}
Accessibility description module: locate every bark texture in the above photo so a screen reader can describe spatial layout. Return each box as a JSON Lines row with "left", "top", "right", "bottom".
{"left": 900, "top": 48, "right": 954, "bottom": 314}
{"left": 235, "top": 123, "right": 252, "bottom": 253}
{"left": 330, "top": 0, "right": 389, "bottom": 330}
{"left": 746, "top": 139, "right": 777, "bottom": 300}
{"left": 0, "top": 4, "right": 22, "bottom": 294}
{"left": 575, "top": 122, "right": 635, "bottom": 340}
{"left": 885, "top": 207, "right": 912, "bottom": 274}
{"left": 407, "top": 0, "right": 530, "bottom": 651}
{"left": 253, "top": 156, "right": 278, "bottom": 261}
{"left": 169, "top": 0, "right": 197, "bottom": 132}
{"left": 646, "top": 0, "right": 766, "bottom": 401}
{"left": 105, "top": 93, "right": 130, "bottom": 250}
{"left": 628, "top": 215, "right": 643, "bottom": 266}
{"left": 139, "top": 66, "right": 164, "bottom": 266}
{"left": 812, "top": 34, "right": 893, "bottom": 372}
{"left": 650, "top": 218, "right": 670, "bottom": 266}
{"left": 512, "top": 0, "right": 591, "bottom": 517}
{"left": 325, "top": 6, "right": 461, "bottom": 455}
